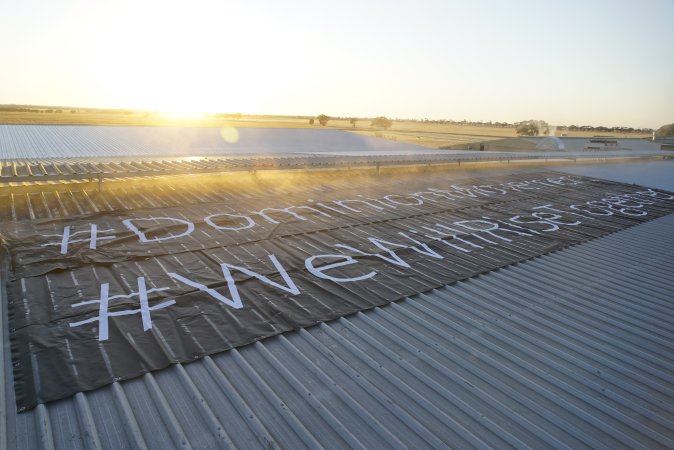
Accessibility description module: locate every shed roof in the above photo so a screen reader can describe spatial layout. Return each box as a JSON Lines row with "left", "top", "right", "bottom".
{"left": 3, "top": 211, "right": 674, "bottom": 449}
{"left": 0, "top": 125, "right": 432, "bottom": 159}
{"left": 2, "top": 159, "right": 674, "bottom": 449}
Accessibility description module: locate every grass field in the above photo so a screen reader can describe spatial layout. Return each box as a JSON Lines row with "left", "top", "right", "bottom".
{"left": 0, "top": 111, "right": 314, "bottom": 128}
{"left": 0, "top": 111, "right": 651, "bottom": 149}
{"left": 351, "top": 120, "right": 651, "bottom": 148}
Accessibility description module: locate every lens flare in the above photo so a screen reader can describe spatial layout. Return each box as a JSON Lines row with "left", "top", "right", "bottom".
{"left": 220, "top": 127, "right": 240, "bottom": 144}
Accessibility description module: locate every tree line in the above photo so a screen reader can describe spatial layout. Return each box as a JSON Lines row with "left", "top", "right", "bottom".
{"left": 0, "top": 105, "right": 141, "bottom": 115}
{"left": 308, "top": 114, "right": 654, "bottom": 134}
{"left": 311, "top": 115, "right": 393, "bottom": 129}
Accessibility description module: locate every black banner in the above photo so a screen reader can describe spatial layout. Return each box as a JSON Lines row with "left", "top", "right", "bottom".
{"left": 3, "top": 171, "right": 674, "bottom": 411}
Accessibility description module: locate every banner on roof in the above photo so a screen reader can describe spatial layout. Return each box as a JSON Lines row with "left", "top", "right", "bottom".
{"left": 3, "top": 171, "right": 674, "bottom": 411}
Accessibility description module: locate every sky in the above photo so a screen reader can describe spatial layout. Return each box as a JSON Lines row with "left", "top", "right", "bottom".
{"left": 0, "top": 0, "right": 672, "bottom": 128}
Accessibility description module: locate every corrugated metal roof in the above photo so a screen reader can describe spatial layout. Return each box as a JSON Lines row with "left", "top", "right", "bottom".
{"left": 0, "top": 125, "right": 667, "bottom": 161}
{"left": 0, "top": 153, "right": 574, "bottom": 186}
{"left": 554, "top": 159, "right": 674, "bottom": 192}
{"left": 0, "top": 126, "right": 433, "bottom": 159}
{"left": 3, "top": 208, "right": 673, "bottom": 449}
{"left": 2, "top": 154, "right": 669, "bottom": 192}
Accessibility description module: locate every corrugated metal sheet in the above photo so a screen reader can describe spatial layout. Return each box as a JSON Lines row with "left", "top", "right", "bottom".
{"left": 3, "top": 208, "right": 673, "bottom": 449}
{"left": 0, "top": 125, "right": 667, "bottom": 161}
{"left": 0, "top": 126, "right": 432, "bottom": 159}
{"left": 0, "top": 153, "right": 569, "bottom": 185}
{"left": 2, "top": 156, "right": 670, "bottom": 192}
{"left": 555, "top": 160, "right": 674, "bottom": 192}
{"left": 0, "top": 168, "right": 562, "bottom": 222}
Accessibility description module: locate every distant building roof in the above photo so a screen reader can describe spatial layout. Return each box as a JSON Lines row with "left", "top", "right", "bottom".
{"left": 448, "top": 136, "right": 663, "bottom": 153}
{"left": 0, "top": 125, "right": 432, "bottom": 159}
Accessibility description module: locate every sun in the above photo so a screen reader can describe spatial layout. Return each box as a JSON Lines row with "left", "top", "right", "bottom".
{"left": 81, "top": 2, "right": 268, "bottom": 115}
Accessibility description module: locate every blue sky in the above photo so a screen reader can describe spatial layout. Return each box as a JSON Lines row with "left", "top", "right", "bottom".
{"left": 0, "top": 0, "right": 672, "bottom": 128}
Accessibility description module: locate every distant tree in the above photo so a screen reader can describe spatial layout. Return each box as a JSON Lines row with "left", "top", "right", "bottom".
{"left": 349, "top": 118, "right": 358, "bottom": 128}
{"left": 317, "top": 114, "right": 330, "bottom": 126}
{"left": 516, "top": 120, "right": 549, "bottom": 136}
{"left": 655, "top": 122, "right": 674, "bottom": 137}
{"left": 371, "top": 116, "right": 392, "bottom": 129}
{"left": 516, "top": 122, "right": 538, "bottom": 136}
{"left": 309, "top": 118, "right": 315, "bottom": 125}
{"left": 70, "top": 109, "right": 77, "bottom": 113}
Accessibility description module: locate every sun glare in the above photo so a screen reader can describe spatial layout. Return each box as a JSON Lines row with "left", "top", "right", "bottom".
{"left": 158, "top": 110, "right": 207, "bottom": 121}
{"left": 80, "top": 1, "right": 274, "bottom": 115}
{"left": 220, "top": 126, "right": 240, "bottom": 144}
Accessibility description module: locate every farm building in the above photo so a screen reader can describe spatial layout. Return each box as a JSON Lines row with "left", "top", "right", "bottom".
{"left": 446, "top": 136, "right": 665, "bottom": 153}
{"left": 1, "top": 126, "right": 674, "bottom": 449}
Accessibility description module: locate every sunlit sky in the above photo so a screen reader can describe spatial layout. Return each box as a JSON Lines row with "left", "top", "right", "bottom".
{"left": 1, "top": 0, "right": 672, "bottom": 128}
